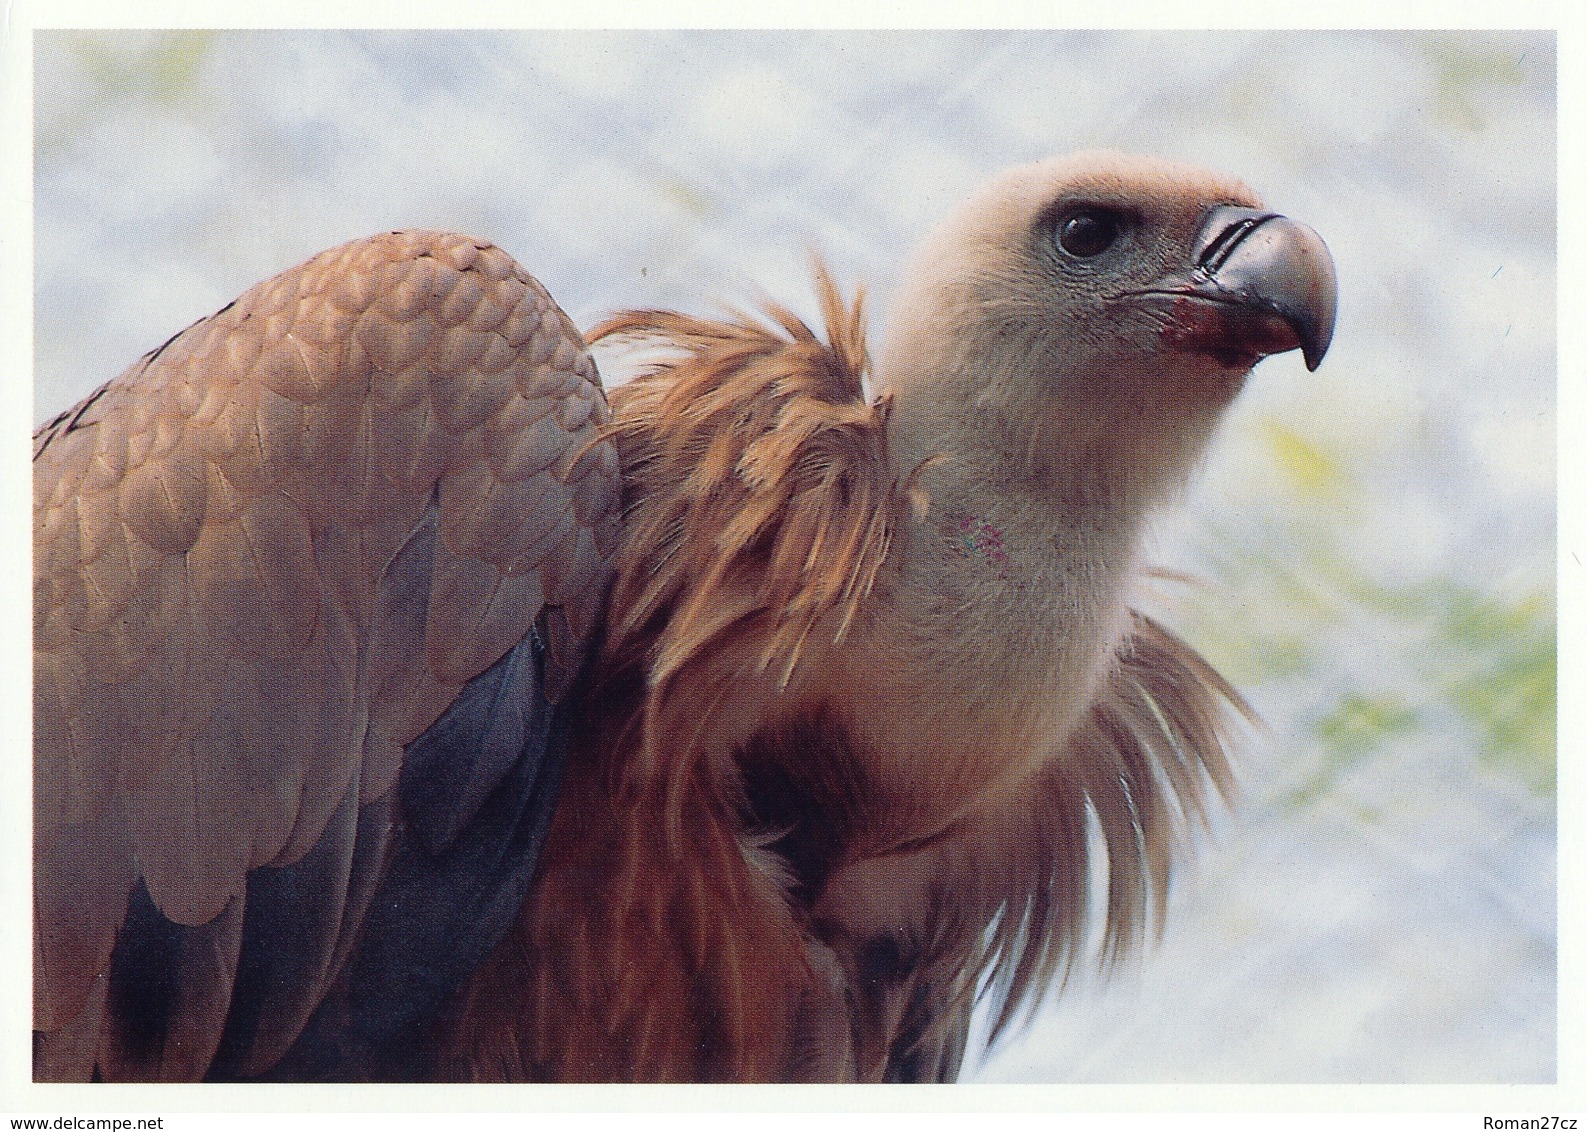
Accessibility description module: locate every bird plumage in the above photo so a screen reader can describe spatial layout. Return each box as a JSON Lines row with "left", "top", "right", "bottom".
{"left": 33, "top": 152, "right": 1335, "bottom": 1082}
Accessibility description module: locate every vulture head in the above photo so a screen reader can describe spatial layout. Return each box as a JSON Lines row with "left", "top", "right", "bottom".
{"left": 880, "top": 150, "right": 1337, "bottom": 509}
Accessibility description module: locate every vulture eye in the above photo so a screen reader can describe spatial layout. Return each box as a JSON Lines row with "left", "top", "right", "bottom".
{"left": 1055, "top": 208, "right": 1125, "bottom": 258}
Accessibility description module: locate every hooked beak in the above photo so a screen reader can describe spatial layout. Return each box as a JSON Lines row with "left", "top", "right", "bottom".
{"left": 1138, "top": 205, "right": 1338, "bottom": 372}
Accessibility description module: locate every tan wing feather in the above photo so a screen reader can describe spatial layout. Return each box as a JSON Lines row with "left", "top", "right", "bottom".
{"left": 33, "top": 231, "right": 620, "bottom": 1074}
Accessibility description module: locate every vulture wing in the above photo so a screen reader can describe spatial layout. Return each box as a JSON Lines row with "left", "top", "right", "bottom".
{"left": 33, "top": 231, "right": 622, "bottom": 1081}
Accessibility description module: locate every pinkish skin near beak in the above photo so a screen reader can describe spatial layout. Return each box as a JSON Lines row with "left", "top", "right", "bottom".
{"left": 1132, "top": 206, "right": 1339, "bottom": 372}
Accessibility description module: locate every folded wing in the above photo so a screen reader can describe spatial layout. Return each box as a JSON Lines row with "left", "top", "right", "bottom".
{"left": 33, "top": 231, "right": 622, "bottom": 1081}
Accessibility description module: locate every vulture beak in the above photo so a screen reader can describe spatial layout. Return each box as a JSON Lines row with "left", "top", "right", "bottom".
{"left": 1140, "top": 206, "right": 1338, "bottom": 371}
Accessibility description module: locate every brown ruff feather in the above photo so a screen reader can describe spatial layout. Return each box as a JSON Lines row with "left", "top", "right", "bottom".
{"left": 586, "top": 267, "right": 922, "bottom": 845}
{"left": 977, "top": 610, "right": 1248, "bottom": 1040}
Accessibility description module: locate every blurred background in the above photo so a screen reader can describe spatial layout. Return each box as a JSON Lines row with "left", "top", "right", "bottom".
{"left": 31, "top": 30, "right": 1556, "bottom": 1084}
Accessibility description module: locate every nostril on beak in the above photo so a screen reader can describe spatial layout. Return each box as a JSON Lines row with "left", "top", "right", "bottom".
{"left": 1192, "top": 208, "right": 1280, "bottom": 275}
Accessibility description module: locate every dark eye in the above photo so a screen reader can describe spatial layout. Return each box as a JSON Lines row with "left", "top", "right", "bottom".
{"left": 1056, "top": 208, "right": 1124, "bottom": 258}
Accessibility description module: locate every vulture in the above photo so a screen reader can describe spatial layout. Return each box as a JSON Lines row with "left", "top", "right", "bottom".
{"left": 33, "top": 151, "right": 1337, "bottom": 1083}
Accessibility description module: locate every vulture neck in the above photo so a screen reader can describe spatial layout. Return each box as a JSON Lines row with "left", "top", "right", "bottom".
{"left": 829, "top": 333, "right": 1234, "bottom": 848}
{"left": 879, "top": 352, "right": 1224, "bottom": 540}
